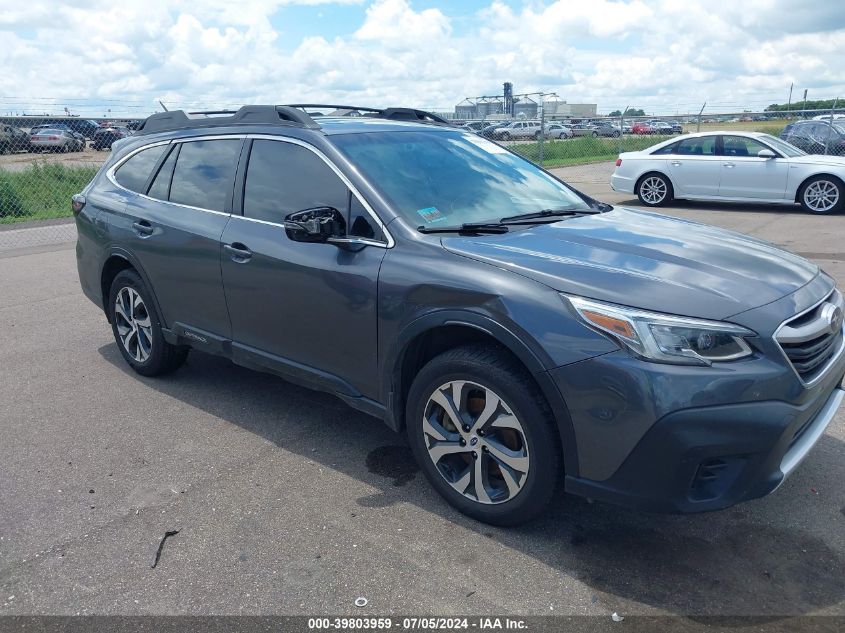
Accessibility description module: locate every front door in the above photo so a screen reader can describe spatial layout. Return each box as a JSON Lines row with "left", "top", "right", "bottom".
{"left": 718, "top": 135, "right": 789, "bottom": 200}
{"left": 220, "top": 138, "right": 388, "bottom": 399}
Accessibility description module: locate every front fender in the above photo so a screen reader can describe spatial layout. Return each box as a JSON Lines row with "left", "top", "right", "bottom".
{"left": 381, "top": 309, "right": 582, "bottom": 477}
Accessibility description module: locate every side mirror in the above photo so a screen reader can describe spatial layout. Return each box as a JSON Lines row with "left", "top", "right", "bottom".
{"left": 284, "top": 207, "right": 345, "bottom": 243}
{"left": 757, "top": 149, "right": 776, "bottom": 159}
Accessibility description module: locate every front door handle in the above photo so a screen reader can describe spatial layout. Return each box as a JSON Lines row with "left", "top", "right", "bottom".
{"left": 132, "top": 220, "right": 154, "bottom": 236}
{"left": 670, "top": 161, "right": 682, "bottom": 166}
{"left": 723, "top": 162, "right": 735, "bottom": 168}
{"left": 223, "top": 242, "right": 253, "bottom": 262}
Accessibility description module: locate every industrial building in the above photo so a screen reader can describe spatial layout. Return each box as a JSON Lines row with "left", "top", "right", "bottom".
{"left": 454, "top": 83, "right": 597, "bottom": 120}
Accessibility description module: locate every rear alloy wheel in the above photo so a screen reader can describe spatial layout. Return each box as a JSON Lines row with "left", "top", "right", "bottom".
{"left": 637, "top": 173, "right": 673, "bottom": 206}
{"left": 500, "top": 132, "right": 511, "bottom": 141}
{"left": 108, "top": 269, "right": 189, "bottom": 376}
{"left": 592, "top": 131, "right": 599, "bottom": 137}
{"left": 799, "top": 177, "right": 843, "bottom": 214}
{"left": 406, "top": 346, "right": 560, "bottom": 526}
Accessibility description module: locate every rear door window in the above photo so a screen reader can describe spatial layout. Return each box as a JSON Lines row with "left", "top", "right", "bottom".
{"left": 113, "top": 144, "right": 168, "bottom": 193}
{"left": 169, "top": 139, "right": 241, "bottom": 212}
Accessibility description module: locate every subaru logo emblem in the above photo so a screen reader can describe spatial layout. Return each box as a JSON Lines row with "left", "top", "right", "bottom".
{"left": 821, "top": 303, "right": 843, "bottom": 335}
{"left": 470, "top": 436, "right": 479, "bottom": 446}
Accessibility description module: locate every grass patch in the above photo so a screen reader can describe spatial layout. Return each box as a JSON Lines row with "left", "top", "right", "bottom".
{"left": 682, "top": 119, "right": 789, "bottom": 136}
{"left": 511, "top": 134, "right": 676, "bottom": 168}
{"left": 0, "top": 163, "right": 97, "bottom": 224}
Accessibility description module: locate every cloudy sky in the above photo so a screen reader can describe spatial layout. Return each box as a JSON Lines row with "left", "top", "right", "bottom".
{"left": 1, "top": 0, "right": 844, "bottom": 117}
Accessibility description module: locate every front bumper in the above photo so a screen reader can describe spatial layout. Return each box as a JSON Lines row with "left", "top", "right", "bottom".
{"left": 563, "top": 385, "right": 843, "bottom": 513}
{"left": 551, "top": 344, "right": 845, "bottom": 513}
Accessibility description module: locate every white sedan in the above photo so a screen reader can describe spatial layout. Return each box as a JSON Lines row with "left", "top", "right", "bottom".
{"left": 610, "top": 131, "right": 845, "bottom": 214}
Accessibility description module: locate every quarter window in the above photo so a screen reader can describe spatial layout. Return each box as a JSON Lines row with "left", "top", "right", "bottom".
{"left": 114, "top": 145, "right": 168, "bottom": 193}
{"left": 243, "top": 140, "right": 349, "bottom": 223}
{"left": 169, "top": 139, "right": 241, "bottom": 212}
{"left": 147, "top": 145, "right": 178, "bottom": 201}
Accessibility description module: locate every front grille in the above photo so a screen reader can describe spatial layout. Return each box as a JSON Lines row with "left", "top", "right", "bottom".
{"left": 775, "top": 289, "right": 844, "bottom": 385}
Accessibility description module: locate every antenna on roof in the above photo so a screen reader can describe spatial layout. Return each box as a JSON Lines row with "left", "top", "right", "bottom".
{"left": 158, "top": 101, "right": 169, "bottom": 112}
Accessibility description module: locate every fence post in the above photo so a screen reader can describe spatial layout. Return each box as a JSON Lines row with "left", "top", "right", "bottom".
{"left": 538, "top": 99, "right": 545, "bottom": 164}
{"left": 824, "top": 98, "right": 838, "bottom": 155}
{"left": 620, "top": 104, "right": 628, "bottom": 154}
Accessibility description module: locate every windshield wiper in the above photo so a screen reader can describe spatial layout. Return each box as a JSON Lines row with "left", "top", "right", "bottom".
{"left": 500, "top": 208, "right": 601, "bottom": 223}
{"left": 417, "top": 223, "right": 509, "bottom": 235}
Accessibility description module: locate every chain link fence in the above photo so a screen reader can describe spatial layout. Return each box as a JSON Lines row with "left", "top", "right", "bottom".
{"left": 1, "top": 106, "right": 843, "bottom": 251}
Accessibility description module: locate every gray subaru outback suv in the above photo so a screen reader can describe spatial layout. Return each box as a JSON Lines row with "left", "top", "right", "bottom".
{"left": 73, "top": 104, "right": 845, "bottom": 525}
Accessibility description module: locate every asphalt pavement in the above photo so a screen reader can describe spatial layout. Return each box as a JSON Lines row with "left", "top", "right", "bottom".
{"left": 0, "top": 165, "right": 843, "bottom": 622}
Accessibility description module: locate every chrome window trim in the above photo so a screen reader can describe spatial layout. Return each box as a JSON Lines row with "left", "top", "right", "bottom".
{"left": 244, "top": 134, "right": 394, "bottom": 248}
{"left": 773, "top": 288, "right": 845, "bottom": 388}
{"left": 104, "top": 132, "right": 395, "bottom": 247}
{"left": 105, "top": 138, "right": 232, "bottom": 217}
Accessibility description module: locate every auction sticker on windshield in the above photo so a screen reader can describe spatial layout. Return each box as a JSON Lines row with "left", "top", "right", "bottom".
{"left": 416, "top": 207, "right": 446, "bottom": 223}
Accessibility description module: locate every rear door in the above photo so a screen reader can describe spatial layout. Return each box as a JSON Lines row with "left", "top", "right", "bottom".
{"left": 664, "top": 135, "right": 721, "bottom": 196}
{"left": 220, "top": 137, "right": 388, "bottom": 398}
{"left": 116, "top": 138, "right": 241, "bottom": 339}
{"left": 717, "top": 135, "right": 789, "bottom": 200}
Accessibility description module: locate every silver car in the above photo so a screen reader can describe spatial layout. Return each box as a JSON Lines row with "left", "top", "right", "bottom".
{"left": 544, "top": 123, "right": 573, "bottom": 139}
{"left": 29, "top": 128, "right": 84, "bottom": 152}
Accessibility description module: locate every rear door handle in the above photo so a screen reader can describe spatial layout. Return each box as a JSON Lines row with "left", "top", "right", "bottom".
{"left": 670, "top": 161, "right": 682, "bottom": 166}
{"left": 223, "top": 242, "right": 253, "bottom": 262}
{"left": 723, "top": 162, "right": 735, "bottom": 168}
{"left": 132, "top": 220, "right": 154, "bottom": 236}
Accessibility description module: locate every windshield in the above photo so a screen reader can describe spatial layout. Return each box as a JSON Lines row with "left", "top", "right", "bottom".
{"left": 332, "top": 130, "right": 590, "bottom": 226}
{"left": 760, "top": 134, "right": 806, "bottom": 157}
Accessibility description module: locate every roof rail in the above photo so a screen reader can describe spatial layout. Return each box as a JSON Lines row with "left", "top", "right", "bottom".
{"left": 286, "top": 104, "right": 383, "bottom": 115}
{"left": 135, "top": 105, "right": 320, "bottom": 135}
{"left": 285, "top": 104, "right": 453, "bottom": 126}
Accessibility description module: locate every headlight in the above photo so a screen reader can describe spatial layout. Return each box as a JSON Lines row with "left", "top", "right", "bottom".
{"left": 565, "top": 295, "right": 755, "bottom": 365}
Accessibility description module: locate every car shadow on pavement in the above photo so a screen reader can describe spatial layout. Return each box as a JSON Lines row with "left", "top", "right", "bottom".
{"left": 98, "top": 345, "right": 845, "bottom": 620}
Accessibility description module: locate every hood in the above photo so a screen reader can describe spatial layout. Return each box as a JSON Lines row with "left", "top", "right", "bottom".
{"left": 441, "top": 207, "right": 819, "bottom": 320}
{"left": 788, "top": 154, "right": 845, "bottom": 168}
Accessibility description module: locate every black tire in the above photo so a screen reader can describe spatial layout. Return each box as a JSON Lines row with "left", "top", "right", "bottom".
{"left": 613, "top": 131, "right": 621, "bottom": 138}
{"left": 636, "top": 172, "right": 674, "bottom": 207}
{"left": 591, "top": 131, "right": 598, "bottom": 137}
{"left": 797, "top": 175, "right": 844, "bottom": 215}
{"left": 500, "top": 132, "right": 511, "bottom": 141}
{"left": 108, "top": 269, "right": 188, "bottom": 377}
{"left": 405, "top": 345, "right": 561, "bottom": 526}
{"left": 534, "top": 131, "right": 542, "bottom": 140}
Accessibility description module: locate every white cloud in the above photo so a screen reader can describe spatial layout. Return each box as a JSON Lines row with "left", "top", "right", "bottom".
{"left": 0, "top": 0, "right": 844, "bottom": 117}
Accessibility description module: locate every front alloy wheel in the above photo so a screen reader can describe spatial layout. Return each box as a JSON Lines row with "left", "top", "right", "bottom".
{"left": 801, "top": 178, "right": 842, "bottom": 214}
{"left": 422, "top": 380, "right": 529, "bottom": 505}
{"left": 406, "top": 346, "right": 561, "bottom": 525}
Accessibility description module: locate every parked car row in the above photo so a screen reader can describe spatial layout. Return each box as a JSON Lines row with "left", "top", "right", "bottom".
{"left": 461, "top": 118, "right": 685, "bottom": 142}
{"left": 631, "top": 120, "right": 683, "bottom": 135}
{"left": 0, "top": 123, "right": 133, "bottom": 154}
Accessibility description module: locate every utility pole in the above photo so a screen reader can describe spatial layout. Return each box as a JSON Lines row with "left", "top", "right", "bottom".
{"left": 802, "top": 89, "right": 808, "bottom": 119}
